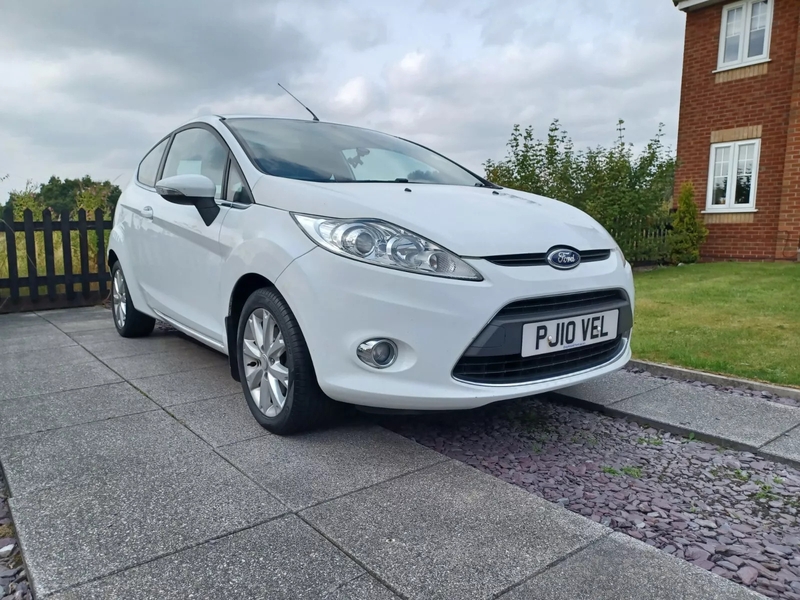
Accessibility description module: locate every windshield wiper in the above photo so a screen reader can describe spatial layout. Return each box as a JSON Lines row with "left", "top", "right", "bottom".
{"left": 353, "top": 179, "right": 412, "bottom": 183}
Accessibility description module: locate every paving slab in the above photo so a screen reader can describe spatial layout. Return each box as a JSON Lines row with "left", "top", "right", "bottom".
{"left": 100, "top": 344, "right": 226, "bottom": 379}
{"left": 0, "top": 359, "right": 121, "bottom": 401}
{"left": 130, "top": 364, "right": 243, "bottom": 407}
{"left": 501, "top": 532, "right": 763, "bottom": 599}
{"left": 0, "top": 411, "right": 214, "bottom": 496}
{"left": 0, "top": 382, "right": 158, "bottom": 439}
{"left": 10, "top": 452, "right": 286, "bottom": 596}
{"left": 169, "top": 393, "right": 269, "bottom": 447}
{"left": 557, "top": 370, "right": 671, "bottom": 406}
{"left": 72, "top": 332, "right": 192, "bottom": 360}
{"left": 761, "top": 425, "right": 800, "bottom": 464}
{"left": 325, "top": 574, "right": 399, "bottom": 600}
{"left": 39, "top": 308, "right": 114, "bottom": 332}
{"left": 1, "top": 329, "right": 77, "bottom": 353}
{"left": 0, "top": 345, "right": 94, "bottom": 371}
{"left": 220, "top": 424, "right": 446, "bottom": 510}
{"left": 610, "top": 381, "right": 800, "bottom": 448}
{"left": 47, "top": 516, "right": 367, "bottom": 600}
{"left": 0, "top": 315, "right": 61, "bottom": 337}
{"left": 302, "top": 460, "right": 608, "bottom": 600}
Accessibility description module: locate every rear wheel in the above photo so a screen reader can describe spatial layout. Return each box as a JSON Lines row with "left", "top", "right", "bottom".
{"left": 237, "top": 287, "right": 335, "bottom": 434}
{"left": 111, "top": 263, "right": 155, "bottom": 338}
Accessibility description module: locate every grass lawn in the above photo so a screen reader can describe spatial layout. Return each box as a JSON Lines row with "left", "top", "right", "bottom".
{"left": 632, "top": 262, "right": 800, "bottom": 388}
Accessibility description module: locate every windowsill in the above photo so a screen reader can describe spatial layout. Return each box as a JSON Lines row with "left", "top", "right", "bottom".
{"left": 702, "top": 208, "right": 758, "bottom": 214}
{"left": 713, "top": 58, "right": 771, "bottom": 74}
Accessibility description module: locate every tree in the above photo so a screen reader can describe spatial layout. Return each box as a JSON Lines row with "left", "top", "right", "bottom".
{"left": 485, "top": 120, "right": 676, "bottom": 264}
{"left": 670, "top": 181, "right": 708, "bottom": 264}
{"left": 5, "top": 176, "right": 121, "bottom": 218}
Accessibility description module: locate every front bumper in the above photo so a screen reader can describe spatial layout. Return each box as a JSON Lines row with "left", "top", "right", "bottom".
{"left": 276, "top": 247, "right": 634, "bottom": 410}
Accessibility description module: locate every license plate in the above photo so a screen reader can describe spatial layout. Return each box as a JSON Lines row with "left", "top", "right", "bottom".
{"left": 521, "top": 310, "right": 619, "bottom": 358}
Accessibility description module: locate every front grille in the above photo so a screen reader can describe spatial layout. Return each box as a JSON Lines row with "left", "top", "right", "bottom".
{"left": 453, "top": 337, "right": 624, "bottom": 384}
{"left": 485, "top": 249, "right": 611, "bottom": 267}
{"left": 497, "top": 289, "right": 626, "bottom": 319}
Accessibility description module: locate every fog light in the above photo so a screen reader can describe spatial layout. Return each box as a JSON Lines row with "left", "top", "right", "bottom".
{"left": 357, "top": 339, "right": 397, "bottom": 369}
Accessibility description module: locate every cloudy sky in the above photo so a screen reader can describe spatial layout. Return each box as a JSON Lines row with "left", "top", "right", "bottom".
{"left": 0, "top": 0, "right": 685, "bottom": 203}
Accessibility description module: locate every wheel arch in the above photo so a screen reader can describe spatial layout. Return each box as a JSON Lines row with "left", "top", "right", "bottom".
{"left": 225, "top": 273, "right": 276, "bottom": 381}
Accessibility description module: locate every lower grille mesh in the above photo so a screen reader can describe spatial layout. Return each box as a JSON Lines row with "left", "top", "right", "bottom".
{"left": 453, "top": 337, "right": 624, "bottom": 384}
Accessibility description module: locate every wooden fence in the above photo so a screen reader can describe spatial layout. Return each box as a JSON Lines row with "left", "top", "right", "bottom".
{"left": 0, "top": 207, "right": 112, "bottom": 314}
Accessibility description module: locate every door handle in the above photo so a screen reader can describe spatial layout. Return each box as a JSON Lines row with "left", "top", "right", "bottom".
{"left": 142, "top": 206, "right": 154, "bottom": 220}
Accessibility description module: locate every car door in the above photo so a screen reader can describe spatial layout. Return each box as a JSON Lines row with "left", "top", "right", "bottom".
{"left": 140, "top": 125, "right": 231, "bottom": 343}
{"left": 122, "top": 137, "right": 170, "bottom": 302}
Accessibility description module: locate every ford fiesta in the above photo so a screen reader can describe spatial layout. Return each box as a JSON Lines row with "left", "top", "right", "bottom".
{"left": 108, "top": 115, "right": 634, "bottom": 434}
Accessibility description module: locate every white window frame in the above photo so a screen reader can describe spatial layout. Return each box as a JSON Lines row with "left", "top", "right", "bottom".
{"left": 705, "top": 139, "right": 761, "bottom": 212}
{"left": 716, "top": 0, "right": 773, "bottom": 71}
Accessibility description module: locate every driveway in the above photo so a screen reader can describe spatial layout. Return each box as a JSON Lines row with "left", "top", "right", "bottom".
{"left": 0, "top": 307, "right": 763, "bottom": 599}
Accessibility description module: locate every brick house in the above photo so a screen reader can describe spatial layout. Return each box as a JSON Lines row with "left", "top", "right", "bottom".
{"left": 674, "top": 0, "right": 800, "bottom": 261}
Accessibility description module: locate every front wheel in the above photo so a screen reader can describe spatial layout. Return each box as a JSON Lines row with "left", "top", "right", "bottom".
{"left": 237, "top": 287, "right": 335, "bottom": 434}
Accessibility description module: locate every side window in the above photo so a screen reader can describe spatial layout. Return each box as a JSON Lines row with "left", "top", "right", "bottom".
{"left": 137, "top": 138, "right": 168, "bottom": 187}
{"left": 226, "top": 162, "right": 252, "bottom": 204}
{"left": 162, "top": 128, "right": 227, "bottom": 199}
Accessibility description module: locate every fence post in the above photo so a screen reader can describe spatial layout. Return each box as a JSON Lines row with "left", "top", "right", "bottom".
{"left": 42, "top": 209, "right": 57, "bottom": 301}
{"left": 94, "top": 208, "right": 108, "bottom": 299}
{"left": 2, "top": 204, "right": 19, "bottom": 306}
{"left": 60, "top": 210, "right": 75, "bottom": 301}
{"left": 23, "top": 209, "right": 38, "bottom": 303}
{"left": 78, "top": 209, "right": 90, "bottom": 298}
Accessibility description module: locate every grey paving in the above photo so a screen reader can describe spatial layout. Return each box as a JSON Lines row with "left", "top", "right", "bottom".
{"left": 221, "top": 424, "right": 447, "bottom": 510}
{"left": 0, "top": 411, "right": 213, "bottom": 496}
{"left": 611, "top": 382, "right": 800, "bottom": 448}
{"left": 761, "top": 425, "right": 800, "bottom": 464}
{"left": 10, "top": 455, "right": 285, "bottom": 595}
{"left": 302, "top": 460, "right": 608, "bottom": 600}
{"left": 0, "top": 344, "right": 94, "bottom": 371}
{"left": 558, "top": 370, "right": 671, "bottom": 406}
{"left": 0, "top": 318, "right": 61, "bottom": 338}
{"left": 40, "top": 311, "right": 116, "bottom": 332}
{"left": 0, "top": 359, "right": 121, "bottom": 401}
{"left": 100, "top": 344, "right": 226, "bottom": 379}
{"left": 169, "top": 393, "right": 269, "bottom": 447}
{"left": 72, "top": 331, "right": 192, "bottom": 360}
{"left": 501, "top": 532, "right": 763, "bottom": 600}
{"left": 324, "top": 575, "right": 399, "bottom": 600}
{"left": 47, "top": 516, "right": 365, "bottom": 600}
{"left": 130, "top": 364, "right": 242, "bottom": 407}
{"left": 0, "top": 382, "right": 157, "bottom": 439}
{"left": 1, "top": 329, "right": 77, "bottom": 353}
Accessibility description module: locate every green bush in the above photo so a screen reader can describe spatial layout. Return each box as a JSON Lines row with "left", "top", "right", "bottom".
{"left": 669, "top": 181, "right": 707, "bottom": 264}
{"left": 485, "top": 120, "right": 675, "bottom": 264}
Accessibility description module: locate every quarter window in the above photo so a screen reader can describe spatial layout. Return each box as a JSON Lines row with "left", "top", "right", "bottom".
{"left": 137, "top": 138, "right": 168, "bottom": 187}
{"left": 226, "top": 162, "right": 252, "bottom": 204}
{"left": 718, "top": 0, "right": 772, "bottom": 70}
{"left": 162, "top": 128, "right": 227, "bottom": 199}
{"left": 706, "top": 139, "right": 760, "bottom": 211}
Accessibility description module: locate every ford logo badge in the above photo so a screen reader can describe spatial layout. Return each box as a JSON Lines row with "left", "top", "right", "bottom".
{"left": 546, "top": 247, "right": 581, "bottom": 270}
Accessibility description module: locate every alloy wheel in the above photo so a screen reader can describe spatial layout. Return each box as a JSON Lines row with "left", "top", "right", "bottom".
{"left": 112, "top": 269, "right": 127, "bottom": 329}
{"left": 243, "top": 308, "right": 290, "bottom": 417}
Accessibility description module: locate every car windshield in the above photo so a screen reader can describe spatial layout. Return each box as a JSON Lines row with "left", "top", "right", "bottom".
{"left": 225, "top": 118, "right": 486, "bottom": 186}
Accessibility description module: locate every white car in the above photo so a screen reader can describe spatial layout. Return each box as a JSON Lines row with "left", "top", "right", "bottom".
{"left": 108, "top": 115, "right": 634, "bottom": 434}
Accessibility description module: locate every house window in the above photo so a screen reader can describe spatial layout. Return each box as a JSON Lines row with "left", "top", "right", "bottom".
{"left": 706, "top": 139, "right": 760, "bottom": 211}
{"left": 718, "top": 0, "right": 772, "bottom": 70}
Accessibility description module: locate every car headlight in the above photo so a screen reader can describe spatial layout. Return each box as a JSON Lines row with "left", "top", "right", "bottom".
{"left": 292, "top": 214, "right": 483, "bottom": 281}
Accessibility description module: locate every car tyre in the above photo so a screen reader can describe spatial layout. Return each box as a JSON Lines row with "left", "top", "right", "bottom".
{"left": 111, "top": 262, "right": 156, "bottom": 338}
{"left": 237, "top": 287, "right": 336, "bottom": 435}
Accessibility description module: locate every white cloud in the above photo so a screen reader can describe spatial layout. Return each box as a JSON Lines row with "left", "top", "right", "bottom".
{"left": 0, "top": 0, "right": 685, "bottom": 201}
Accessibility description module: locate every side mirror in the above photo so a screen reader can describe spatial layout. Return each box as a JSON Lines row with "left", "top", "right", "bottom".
{"left": 155, "top": 174, "right": 220, "bottom": 226}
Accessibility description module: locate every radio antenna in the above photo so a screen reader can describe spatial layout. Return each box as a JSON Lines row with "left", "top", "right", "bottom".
{"left": 277, "top": 83, "right": 320, "bottom": 122}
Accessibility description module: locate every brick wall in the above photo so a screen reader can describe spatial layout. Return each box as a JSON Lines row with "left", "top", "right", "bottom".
{"left": 674, "top": 0, "right": 800, "bottom": 261}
